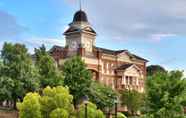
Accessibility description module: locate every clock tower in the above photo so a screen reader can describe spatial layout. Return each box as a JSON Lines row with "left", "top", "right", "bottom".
{"left": 64, "top": 10, "right": 96, "bottom": 57}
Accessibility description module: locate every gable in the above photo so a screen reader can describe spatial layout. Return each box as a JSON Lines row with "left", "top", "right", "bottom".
{"left": 117, "top": 52, "right": 132, "bottom": 63}
{"left": 125, "top": 66, "right": 139, "bottom": 76}
{"left": 83, "top": 26, "right": 96, "bottom": 34}
{"left": 124, "top": 65, "right": 143, "bottom": 78}
{"left": 49, "top": 45, "right": 64, "bottom": 53}
{"left": 116, "top": 64, "right": 144, "bottom": 78}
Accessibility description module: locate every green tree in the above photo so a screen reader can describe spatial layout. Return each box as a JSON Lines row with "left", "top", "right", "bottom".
{"left": 35, "top": 45, "right": 63, "bottom": 88}
{"left": 121, "top": 90, "right": 144, "bottom": 116}
{"left": 17, "top": 86, "right": 75, "bottom": 118}
{"left": 88, "top": 81, "right": 118, "bottom": 110}
{"left": 17, "top": 93, "right": 42, "bottom": 118}
{"left": 0, "top": 43, "right": 39, "bottom": 108}
{"left": 147, "top": 65, "right": 166, "bottom": 76}
{"left": 63, "top": 56, "right": 92, "bottom": 105}
{"left": 0, "top": 76, "right": 14, "bottom": 102}
{"left": 78, "top": 102, "right": 105, "bottom": 118}
{"left": 144, "top": 71, "right": 186, "bottom": 118}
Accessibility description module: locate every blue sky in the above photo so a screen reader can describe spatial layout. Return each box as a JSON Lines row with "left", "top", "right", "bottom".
{"left": 0, "top": 0, "right": 185, "bottom": 73}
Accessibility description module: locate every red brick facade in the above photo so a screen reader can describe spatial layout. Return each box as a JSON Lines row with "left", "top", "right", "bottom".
{"left": 49, "top": 10, "right": 148, "bottom": 93}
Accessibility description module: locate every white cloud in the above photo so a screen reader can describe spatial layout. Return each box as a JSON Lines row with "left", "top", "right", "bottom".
{"left": 23, "top": 37, "right": 65, "bottom": 53}
{"left": 66, "top": 0, "right": 186, "bottom": 41}
{"left": 0, "top": 37, "right": 65, "bottom": 54}
{"left": 25, "top": 37, "right": 65, "bottom": 47}
{"left": 150, "top": 34, "right": 176, "bottom": 42}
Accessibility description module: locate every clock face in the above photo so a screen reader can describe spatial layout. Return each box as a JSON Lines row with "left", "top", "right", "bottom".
{"left": 86, "top": 41, "right": 92, "bottom": 51}
{"left": 71, "top": 41, "right": 77, "bottom": 49}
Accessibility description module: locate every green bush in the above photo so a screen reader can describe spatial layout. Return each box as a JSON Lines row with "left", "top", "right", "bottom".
{"left": 117, "top": 112, "right": 127, "bottom": 118}
{"left": 17, "top": 86, "right": 75, "bottom": 118}
{"left": 49, "top": 108, "right": 68, "bottom": 118}
{"left": 40, "top": 86, "right": 74, "bottom": 117}
{"left": 79, "top": 102, "right": 105, "bottom": 118}
{"left": 17, "top": 86, "right": 106, "bottom": 118}
{"left": 17, "top": 93, "right": 41, "bottom": 118}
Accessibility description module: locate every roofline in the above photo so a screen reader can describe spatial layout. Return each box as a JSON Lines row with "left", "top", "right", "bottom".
{"left": 94, "top": 46, "right": 127, "bottom": 54}
{"left": 116, "top": 64, "right": 144, "bottom": 72}
{"left": 94, "top": 46, "right": 148, "bottom": 62}
{"left": 63, "top": 30, "right": 97, "bottom": 36}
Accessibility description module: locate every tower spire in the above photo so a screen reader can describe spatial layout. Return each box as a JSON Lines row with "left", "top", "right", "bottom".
{"left": 79, "top": 0, "right": 82, "bottom": 10}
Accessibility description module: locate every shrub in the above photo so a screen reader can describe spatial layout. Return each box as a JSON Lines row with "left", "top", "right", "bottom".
{"left": 49, "top": 108, "right": 68, "bottom": 118}
{"left": 79, "top": 102, "right": 106, "bottom": 118}
{"left": 17, "top": 93, "right": 41, "bottom": 118}
{"left": 117, "top": 112, "right": 127, "bottom": 118}
{"left": 17, "top": 86, "right": 75, "bottom": 118}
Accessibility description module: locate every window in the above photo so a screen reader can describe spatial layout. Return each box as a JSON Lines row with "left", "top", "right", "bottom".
{"left": 133, "top": 77, "right": 135, "bottom": 85}
{"left": 129, "top": 76, "right": 133, "bottom": 85}
{"left": 104, "top": 62, "right": 107, "bottom": 73}
{"left": 126, "top": 76, "right": 129, "bottom": 85}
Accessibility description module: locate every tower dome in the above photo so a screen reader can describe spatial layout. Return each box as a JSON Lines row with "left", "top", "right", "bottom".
{"left": 73, "top": 10, "right": 88, "bottom": 22}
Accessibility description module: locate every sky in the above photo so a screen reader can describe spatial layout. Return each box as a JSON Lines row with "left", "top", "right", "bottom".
{"left": 0, "top": 0, "right": 186, "bottom": 74}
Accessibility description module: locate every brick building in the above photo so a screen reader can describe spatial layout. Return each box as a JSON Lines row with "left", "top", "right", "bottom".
{"left": 50, "top": 10, "right": 148, "bottom": 93}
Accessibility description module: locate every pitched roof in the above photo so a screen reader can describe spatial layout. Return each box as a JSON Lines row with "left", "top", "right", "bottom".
{"left": 64, "top": 27, "right": 80, "bottom": 34}
{"left": 94, "top": 46, "right": 127, "bottom": 55}
{"left": 64, "top": 26, "right": 96, "bottom": 35}
{"left": 94, "top": 46, "right": 148, "bottom": 62}
{"left": 128, "top": 52, "right": 148, "bottom": 62}
{"left": 49, "top": 45, "right": 64, "bottom": 53}
{"left": 116, "top": 64, "right": 134, "bottom": 70}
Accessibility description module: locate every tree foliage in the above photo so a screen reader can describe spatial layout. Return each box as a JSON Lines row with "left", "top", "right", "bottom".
{"left": 144, "top": 71, "right": 186, "bottom": 118}
{"left": 40, "top": 86, "right": 74, "bottom": 118}
{"left": 17, "top": 93, "right": 41, "bottom": 118}
{"left": 17, "top": 86, "right": 106, "bottom": 118}
{"left": 17, "top": 86, "right": 75, "bottom": 118}
{"left": 117, "top": 112, "right": 127, "bottom": 118}
{"left": 78, "top": 102, "right": 105, "bottom": 118}
{"left": 121, "top": 90, "right": 144, "bottom": 115}
{"left": 147, "top": 65, "right": 166, "bottom": 76}
{"left": 0, "top": 76, "right": 14, "bottom": 101}
{"left": 49, "top": 108, "right": 68, "bottom": 118}
{"left": 34, "top": 45, "right": 63, "bottom": 88}
{"left": 88, "top": 81, "right": 118, "bottom": 110}
{"left": 63, "top": 56, "right": 92, "bottom": 105}
{"left": 0, "top": 43, "right": 39, "bottom": 108}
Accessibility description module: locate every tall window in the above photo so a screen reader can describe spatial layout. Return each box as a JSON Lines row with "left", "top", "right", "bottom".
{"left": 129, "top": 76, "right": 133, "bottom": 85}
{"left": 126, "top": 76, "right": 129, "bottom": 85}
{"left": 123, "top": 76, "right": 139, "bottom": 86}
{"left": 104, "top": 62, "right": 107, "bottom": 73}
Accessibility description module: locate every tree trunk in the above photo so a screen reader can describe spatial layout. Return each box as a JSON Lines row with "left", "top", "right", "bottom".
{"left": 13, "top": 99, "right": 17, "bottom": 110}
{"left": 73, "top": 99, "right": 79, "bottom": 109}
{"left": 0, "top": 101, "right": 3, "bottom": 106}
